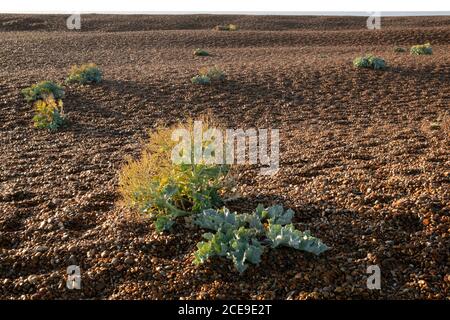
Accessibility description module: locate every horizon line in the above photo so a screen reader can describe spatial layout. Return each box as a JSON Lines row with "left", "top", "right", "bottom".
{"left": 1, "top": 11, "right": 450, "bottom": 16}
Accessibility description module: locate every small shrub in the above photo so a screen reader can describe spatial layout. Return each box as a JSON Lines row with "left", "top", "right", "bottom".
{"left": 32, "top": 93, "right": 65, "bottom": 131}
{"left": 394, "top": 47, "right": 406, "bottom": 53}
{"left": 200, "top": 66, "right": 226, "bottom": 81}
{"left": 191, "top": 75, "right": 211, "bottom": 85}
{"left": 410, "top": 43, "right": 432, "bottom": 55}
{"left": 191, "top": 66, "right": 226, "bottom": 85}
{"left": 194, "top": 205, "right": 329, "bottom": 273}
{"left": 214, "top": 24, "right": 239, "bottom": 31}
{"left": 66, "top": 63, "right": 102, "bottom": 84}
{"left": 21, "top": 81, "right": 65, "bottom": 103}
{"left": 193, "top": 48, "right": 210, "bottom": 57}
{"left": 353, "top": 55, "right": 387, "bottom": 70}
{"left": 118, "top": 121, "right": 230, "bottom": 231}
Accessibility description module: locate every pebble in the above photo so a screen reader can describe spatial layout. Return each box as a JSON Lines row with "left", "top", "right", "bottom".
{"left": 34, "top": 246, "right": 48, "bottom": 253}
{"left": 95, "top": 281, "right": 106, "bottom": 291}
{"left": 334, "top": 287, "right": 344, "bottom": 293}
{"left": 27, "top": 275, "right": 38, "bottom": 284}
{"left": 87, "top": 249, "right": 96, "bottom": 258}
{"left": 68, "top": 255, "right": 77, "bottom": 264}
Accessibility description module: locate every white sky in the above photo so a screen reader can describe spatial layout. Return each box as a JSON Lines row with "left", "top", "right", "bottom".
{"left": 1, "top": 0, "right": 449, "bottom": 14}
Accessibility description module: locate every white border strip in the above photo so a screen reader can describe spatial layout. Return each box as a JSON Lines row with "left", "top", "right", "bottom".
{"left": 1, "top": 1, "right": 449, "bottom": 14}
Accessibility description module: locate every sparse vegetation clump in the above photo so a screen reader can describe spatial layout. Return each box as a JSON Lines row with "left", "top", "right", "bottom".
{"left": 191, "top": 75, "right": 211, "bottom": 85}
{"left": 191, "top": 66, "right": 226, "bottom": 85}
{"left": 193, "top": 48, "right": 210, "bottom": 56}
{"left": 214, "top": 24, "right": 239, "bottom": 31}
{"left": 200, "top": 66, "right": 226, "bottom": 81}
{"left": 32, "top": 93, "right": 65, "bottom": 131}
{"left": 410, "top": 43, "right": 433, "bottom": 55}
{"left": 353, "top": 55, "right": 387, "bottom": 70}
{"left": 194, "top": 205, "right": 329, "bottom": 273}
{"left": 66, "top": 63, "right": 102, "bottom": 84}
{"left": 21, "top": 81, "right": 65, "bottom": 103}
{"left": 118, "top": 121, "right": 230, "bottom": 231}
{"left": 22, "top": 81, "right": 66, "bottom": 131}
{"left": 118, "top": 119, "right": 329, "bottom": 272}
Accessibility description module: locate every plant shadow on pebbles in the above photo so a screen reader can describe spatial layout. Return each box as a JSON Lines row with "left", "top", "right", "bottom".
{"left": 224, "top": 194, "right": 287, "bottom": 214}
{"left": 99, "top": 79, "right": 155, "bottom": 97}
{"left": 387, "top": 65, "right": 450, "bottom": 82}
{"left": 207, "top": 78, "right": 304, "bottom": 106}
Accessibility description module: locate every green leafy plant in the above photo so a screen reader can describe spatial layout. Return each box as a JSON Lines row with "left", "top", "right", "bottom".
{"left": 118, "top": 121, "right": 230, "bottom": 231}
{"left": 191, "top": 66, "right": 226, "bottom": 85}
{"left": 66, "top": 63, "right": 102, "bottom": 84}
{"left": 410, "top": 43, "right": 432, "bottom": 55}
{"left": 214, "top": 24, "right": 239, "bottom": 31}
{"left": 191, "top": 75, "right": 211, "bottom": 85}
{"left": 194, "top": 205, "right": 329, "bottom": 273}
{"left": 21, "top": 81, "right": 65, "bottom": 103}
{"left": 394, "top": 46, "right": 406, "bottom": 53}
{"left": 353, "top": 55, "right": 387, "bottom": 70}
{"left": 193, "top": 48, "right": 210, "bottom": 56}
{"left": 32, "top": 93, "right": 65, "bottom": 131}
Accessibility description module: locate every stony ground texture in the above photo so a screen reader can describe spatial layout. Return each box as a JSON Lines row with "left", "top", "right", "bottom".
{"left": 0, "top": 15, "right": 449, "bottom": 299}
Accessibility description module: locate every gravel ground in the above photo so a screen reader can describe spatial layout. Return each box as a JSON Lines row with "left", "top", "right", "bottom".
{"left": 0, "top": 15, "right": 449, "bottom": 300}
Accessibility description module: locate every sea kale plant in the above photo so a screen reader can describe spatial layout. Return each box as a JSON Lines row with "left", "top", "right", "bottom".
{"left": 194, "top": 205, "right": 329, "bottom": 273}
{"left": 191, "top": 75, "right": 211, "bottom": 85}
{"left": 214, "top": 24, "right": 239, "bottom": 31}
{"left": 21, "top": 81, "right": 65, "bottom": 103}
{"left": 118, "top": 121, "right": 230, "bottom": 231}
{"left": 353, "top": 55, "right": 387, "bottom": 70}
{"left": 32, "top": 93, "right": 65, "bottom": 131}
{"left": 193, "top": 48, "right": 210, "bottom": 56}
{"left": 119, "top": 120, "right": 328, "bottom": 272}
{"left": 191, "top": 66, "right": 226, "bottom": 85}
{"left": 66, "top": 63, "right": 102, "bottom": 84}
{"left": 410, "top": 43, "right": 433, "bottom": 55}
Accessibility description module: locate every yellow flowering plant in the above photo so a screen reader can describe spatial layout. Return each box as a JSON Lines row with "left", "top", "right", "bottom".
{"left": 32, "top": 94, "right": 65, "bottom": 131}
